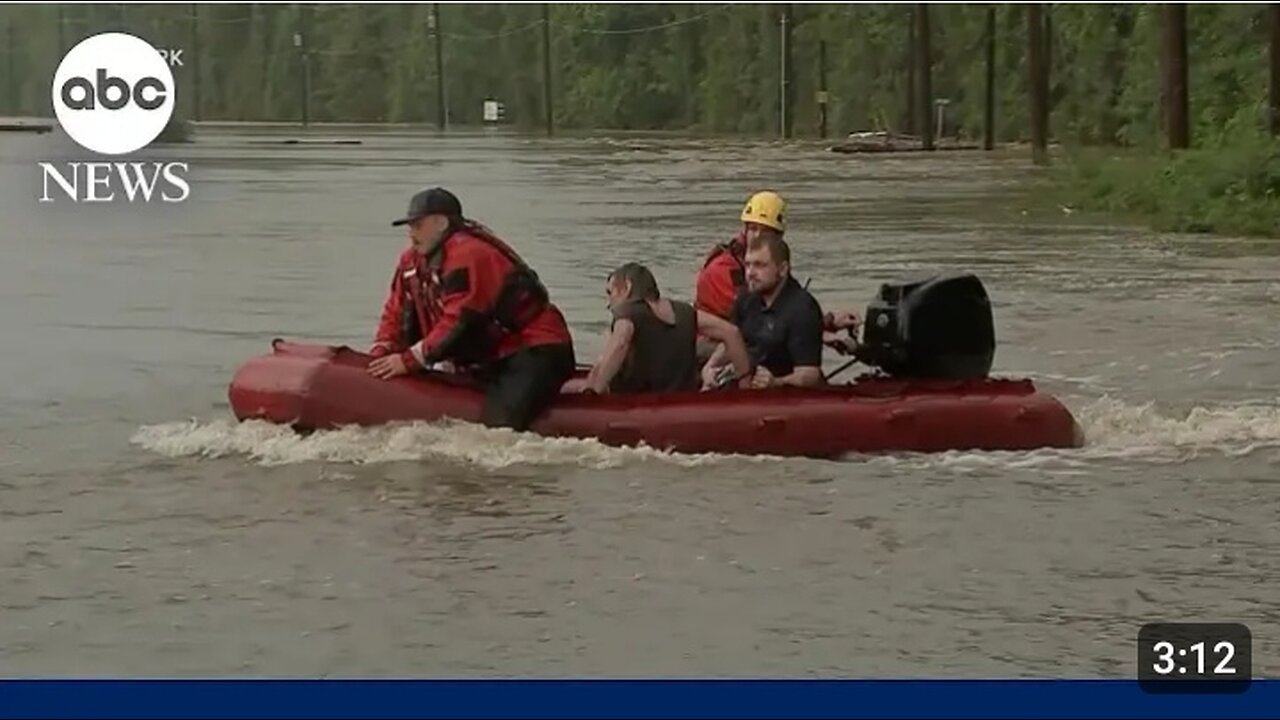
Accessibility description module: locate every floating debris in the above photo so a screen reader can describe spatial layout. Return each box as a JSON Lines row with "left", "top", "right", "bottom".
{"left": 829, "top": 130, "right": 980, "bottom": 154}
{"left": 0, "top": 117, "right": 54, "bottom": 134}
{"left": 245, "top": 138, "right": 364, "bottom": 146}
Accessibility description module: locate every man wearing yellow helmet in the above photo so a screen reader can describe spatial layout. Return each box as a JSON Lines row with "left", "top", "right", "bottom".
{"left": 695, "top": 190, "right": 787, "bottom": 323}
{"left": 695, "top": 191, "right": 860, "bottom": 362}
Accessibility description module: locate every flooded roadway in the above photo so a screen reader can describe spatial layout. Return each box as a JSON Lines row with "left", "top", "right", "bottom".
{"left": 1, "top": 126, "right": 1278, "bottom": 676}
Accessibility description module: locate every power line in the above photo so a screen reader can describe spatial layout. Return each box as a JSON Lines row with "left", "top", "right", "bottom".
{"left": 173, "top": 8, "right": 730, "bottom": 58}
{"left": 569, "top": 5, "right": 733, "bottom": 36}
{"left": 442, "top": 19, "right": 545, "bottom": 42}
{"left": 170, "top": 6, "right": 731, "bottom": 39}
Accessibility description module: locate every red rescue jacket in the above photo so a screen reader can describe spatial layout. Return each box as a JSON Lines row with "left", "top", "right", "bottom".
{"left": 371, "top": 222, "right": 572, "bottom": 370}
{"left": 694, "top": 231, "right": 747, "bottom": 321}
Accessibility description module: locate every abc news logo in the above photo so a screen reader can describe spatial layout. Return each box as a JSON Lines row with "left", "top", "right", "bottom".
{"left": 40, "top": 32, "right": 191, "bottom": 203}
{"left": 58, "top": 48, "right": 184, "bottom": 112}
{"left": 60, "top": 69, "right": 168, "bottom": 112}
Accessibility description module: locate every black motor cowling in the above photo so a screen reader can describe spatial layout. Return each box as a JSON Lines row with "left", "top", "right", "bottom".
{"left": 858, "top": 272, "right": 996, "bottom": 379}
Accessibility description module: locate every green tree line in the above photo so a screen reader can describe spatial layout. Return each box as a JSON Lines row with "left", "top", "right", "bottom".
{"left": 2, "top": 3, "right": 1275, "bottom": 145}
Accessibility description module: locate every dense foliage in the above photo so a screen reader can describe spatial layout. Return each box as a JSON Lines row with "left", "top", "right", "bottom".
{"left": 1056, "top": 135, "right": 1280, "bottom": 238}
{"left": 2, "top": 3, "right": 1275, "bottom": 143}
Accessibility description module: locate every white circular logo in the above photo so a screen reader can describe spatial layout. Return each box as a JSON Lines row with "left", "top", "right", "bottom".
{"left": 51, "top": 32, "right": 175, "bottom": 155}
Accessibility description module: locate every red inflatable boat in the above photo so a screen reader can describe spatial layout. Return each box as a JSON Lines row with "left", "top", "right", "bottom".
{"left": 227, "top": 340, "right": 1085, "bottom": 458}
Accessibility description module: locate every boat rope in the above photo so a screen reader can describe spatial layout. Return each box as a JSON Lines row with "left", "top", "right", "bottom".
{"left": 824, "top": 357, "right": 860, "bottom": 383}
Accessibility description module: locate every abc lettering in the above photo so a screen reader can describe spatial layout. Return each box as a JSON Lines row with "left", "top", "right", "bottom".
{"left": 60, "top": 69, "right": 167, "bottom": 111}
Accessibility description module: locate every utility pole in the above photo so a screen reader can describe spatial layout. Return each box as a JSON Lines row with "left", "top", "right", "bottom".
{"left": 5, "top": 12, "right": 15, "bottom": 116}
{"left": 905, "top": 10, "right": 916, "bottom": 135}
{"left": 1045, "top": 4, "right": 1054, "bottom": 129}
{"left": 541, "top": 3, "right": 553, "bottom": 136}
{"left": 1027, "top": 4, "right": 1049, "bottom": 164}
{"left": 1271, "top": 4, "right": 1280, "bottom": 136}
{"left": 817, "top": 39, "right": 829, "bottom": 139}
{"left": 191, "top": 3, "right": 201, "bottom": 121}
{"left": 295, "top": 7, "right": 310, "bottom": 127}
{"left": 1045, "top": 5, "right": 1053, "bottom": 82}
{"left": 779, "top": 4, "right": 793, "bottom": 139}
{"left": 914, "top": 4, "right": 933, "bottom": 150}
{"left": 431, "top": 4, "right": 446, "bottom": 130}
{"left": 983, "top": 6, "right": 996, "bottom": 150}
{"left": 1161, "top": 3, "right": 1189, "bottom": 149}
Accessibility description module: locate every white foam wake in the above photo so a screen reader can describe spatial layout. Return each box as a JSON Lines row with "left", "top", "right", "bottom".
{"left": 1071, "top": 395, "right": 1280, "bottom": 456}
{"left": 130, "top": 396, "right": 1280, "bottom": 470}
{"left": 129, "top": 417, "right": 765, "bottom": 470}
{"left": 844, "top": 395, "right": 1280, "bottom": 472}
{"left": 838, "top": 397, "right": 1280, "bottom": 474}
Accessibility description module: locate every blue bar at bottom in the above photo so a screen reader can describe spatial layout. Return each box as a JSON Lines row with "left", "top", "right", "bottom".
{"left": 0, "top": 679, "right": 1276, "bottom": 719}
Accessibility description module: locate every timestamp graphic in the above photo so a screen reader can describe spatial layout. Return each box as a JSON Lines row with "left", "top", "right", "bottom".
{"left": 1137, "top": 622, "right": 1252, "bottom": 694}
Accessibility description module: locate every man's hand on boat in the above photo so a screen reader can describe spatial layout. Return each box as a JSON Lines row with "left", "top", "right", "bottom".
{"left": 820, "top": 309, "right": 861, "bottom": 357}
{"left": 823, "top": 331, "right": 858, "bottom": 356}
{"left": 749, "top": 366, "right": 777, "bottom": 389}
{"left": 368, "top": 353, "right": 411, "bottom": 379}
{"left": 368, "top": 352, "right": 457, "bottom": 380}
{"left": 701, "top": 362, "right": 754, "bottom": 391}
{"left": 824, "top": 310, "right": 861, "bottom": 333}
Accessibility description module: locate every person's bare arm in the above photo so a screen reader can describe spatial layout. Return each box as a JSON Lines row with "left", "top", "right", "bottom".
{"left": 775, "top": 366, "right": 824, "bottom": 387}
{"left": 584, "top": 319, "right": 635, "bottom": 393}
{"left": 696, "top": 310, "right": 751, "bottom": 384}
{"left": 700, "top": 342, "right": 730, "bottom": 389}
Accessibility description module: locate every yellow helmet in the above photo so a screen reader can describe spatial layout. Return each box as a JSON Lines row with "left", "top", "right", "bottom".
{"left": 740, "top": 190, "right": 787, "bottom": 232}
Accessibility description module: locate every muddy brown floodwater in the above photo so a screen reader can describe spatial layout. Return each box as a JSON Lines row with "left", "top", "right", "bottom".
{"left": 1, "top": 126, "right": 1278, "bottom": 676}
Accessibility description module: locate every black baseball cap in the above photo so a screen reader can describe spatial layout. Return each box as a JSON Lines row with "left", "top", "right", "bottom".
{"left": 391, "top": 187, "right": 463, "bottom": 226}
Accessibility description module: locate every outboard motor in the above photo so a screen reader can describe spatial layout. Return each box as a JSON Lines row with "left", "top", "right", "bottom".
{"left": 858, "top": 272, "right": 996, "bottom": 379}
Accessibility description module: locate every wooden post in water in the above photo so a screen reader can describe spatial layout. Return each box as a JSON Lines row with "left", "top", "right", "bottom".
{"left": 983, "top": 6, "right": 996, "bottom": 150}
{"left": 1027, "top": 4, "right": 1049, "bottom": 164}
{"left": 541, "top": 3, "right": 553, "bottom": 136}
{"left": 1161, "top": 3, "right": 1189, "bottom": 149}
{"left": 914, "top": 4, "right": 933, "bottom": 150}
{"left": 817, "top": 39, "right": 829, "bottom": 139}
{"left": 190, "top": 3, "right": 201, "bottom": 121}
{"left": 432, "top": 4, "right": 446, "bottom": 131}
{"left": 1269, "top": 4, "right": 1279, "bottom": 136}
{"left": 779, "top": 4, "right": 794, "bottom": 139}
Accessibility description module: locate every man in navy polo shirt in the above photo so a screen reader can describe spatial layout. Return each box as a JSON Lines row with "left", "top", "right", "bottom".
{"left": 700, "top": 233, "right": 826, "bottom": 389}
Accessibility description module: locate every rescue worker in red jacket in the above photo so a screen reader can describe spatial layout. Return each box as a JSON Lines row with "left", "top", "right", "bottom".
{"left": 694, "top": 191, "right": 787, "bottom": 322}
{"left": 367, "top": 187, "right": 576, "bottom": 432}
{"left": 694, "top": 190, "right": 861, "bottom": 359}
